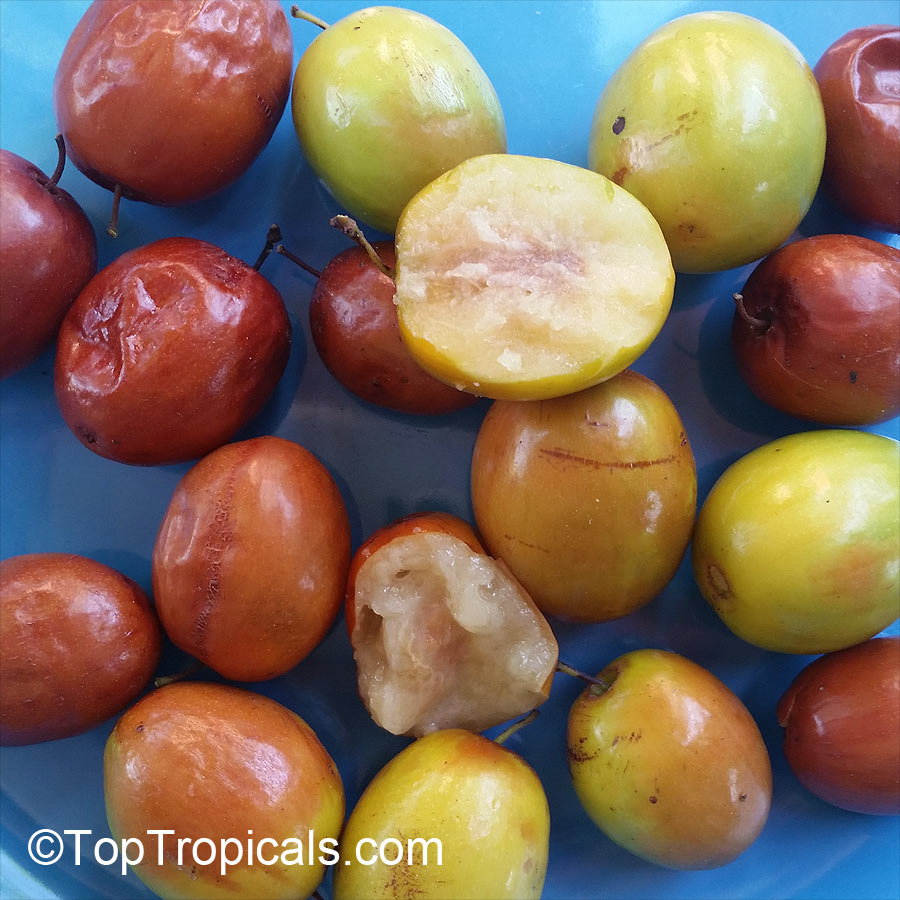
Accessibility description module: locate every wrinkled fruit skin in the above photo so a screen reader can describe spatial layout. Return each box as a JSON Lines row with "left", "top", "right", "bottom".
{"left": 692, "top": 430, "right": 900, "bottom": 654}
{"left": 589, "top": 11, "right": 825, "bottom": 273}
{"left": 0, "top": 148, "right": 97, "bottom": 378}
{"left": 53, "top": 0, "right": 292, "bottom": 205}
{"left": 814, "top": 26, "right": 900, "bottom": 231}
{"left": 471, "top": 370, "right": 696, "bottom": 622}
{"left": 778, "top": 636, "right": 900, "bottom": 815}
{"left": 310, "top": 242, "right": 476, "bottom": 414}
{"left": 333, "top": 729, "right": 548, "bottom": 900}
{"left": 55, "top": 237, "right": 291, "bottom": 466}
{"left": 732, "top": 234, "right": 900, "bottom": 425}
{"left": 104, "top": 682, "right": 344, "bottom": 900}
{"left": 0, "top": 553, "right": 161, "bottom": 746}
{"left": 153, "top": 436, "right": 351, "bottom": 681}
{"left": 292, "top": 5, "right": 506, "bottom": 234}
{"left": 567, "top": 649, "right": 772, "bottom": 869}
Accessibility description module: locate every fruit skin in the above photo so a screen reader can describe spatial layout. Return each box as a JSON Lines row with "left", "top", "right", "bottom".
{"left": 54, "top": 237, "right": 291, "bottom": 466}
{"left": 589, "top": 11, "right": 826, "bottom": 273}
{"left": 153, "top": 436, "right": 351, "bottom": 682}
{"left": 732, "top": 234, "right": 900, "bottom": 425}
{"left": 104, "top": 681, "right": 344, "bottom": 900}
{"left": 814, "top": 26, "right": 900, "bottom": 231}
{"left": 53, "top": 0, "right": 292, "bottom": 206}
{"left": 566, "top": 649, "right": 772, "bottom": 870}
{"left": 777, "top": 636, "right": 900, "bottom": 815}
{"left": 692, "top": 430, "right": 900, "bottom": 654}
{"left": 0, "top": 148, "right": 97, "bottom": 378}
{"left": 0, "top": 553, "right": 161, "bottom": 746}
{"left": 395, "top": 154, "right": 675, "bottom": 401}
{"left": 291, "top": 5, "right": 506, "bottom": 234}
{"left": 333, "top": 728, "right": 548, "bottom": 900}
{"left": 471, "top": 370, "right": 696, "bottom": 622}
{"left": 310, "top": 242, "right": 476, "bottom": 414}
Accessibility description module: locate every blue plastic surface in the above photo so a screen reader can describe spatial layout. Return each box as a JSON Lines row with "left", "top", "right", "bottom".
{"left": 1, "top": 2, "right": 899, "bottom": 899}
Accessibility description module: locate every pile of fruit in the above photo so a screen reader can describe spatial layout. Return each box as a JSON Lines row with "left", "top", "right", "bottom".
{"left": 0, "top": 2, "right": 898, "bottom": 899}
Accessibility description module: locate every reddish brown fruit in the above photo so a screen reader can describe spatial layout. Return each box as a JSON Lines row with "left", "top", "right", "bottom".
{"left": 814, "top": 26, "right": 900, "bottom": 231}
{"left": 732, "top": 234, "right": 900, "bottom": 425}
{"left": 153, "top": 436, "right": 351, "bottom": 681}
{"left": 54, "top": 237, "right": 291, "bottom": 466}
{"left": 53, "top": 0, "right": 292, "bottom": 206}
{"left": 777, "top": 636, "right": 900, "bottom": 815}
{"left": 310, "top": 241, "right": 477, "bottom": 414}
{"left": 0, "top": 553, "right": 161, "bottom": 746}
{"left": 0, "top": 147, "right": 96, "bottom": 378}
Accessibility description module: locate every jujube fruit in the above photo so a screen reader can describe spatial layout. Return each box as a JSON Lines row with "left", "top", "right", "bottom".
{"left": 104, "top": 681, "right": 344, "bottom": 900}
{"left": 0, "top": 553, "right": 161, "bottom": 746}
{"left": 53, "top": 0, "right": 292, "bottom": 210}
{"left": 778, "top": 635, "right": 900, "bottom": 815}
{"left": 731, "top": 234, "right": 900, "bottom": 425}
{"left": 0, "top": 142, "right": 96, "bottom": 378}
{"left": 54, "top": 237, "right": 291, "bottom": 466}
{"left": 567, "top": 649, "right": 772, "bottom": 869}
{"left": 153, "top": 436, "right": 351, "bottom": 682}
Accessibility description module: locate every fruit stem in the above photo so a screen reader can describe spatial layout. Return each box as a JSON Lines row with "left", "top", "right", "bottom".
{"left": 252, "top": 224, "right": 283, "bottom": 272}
{"left": 733, "top": 293, "right": 771, "bottom": 333}
{"left": 556, "top": 660, "right": 613, "bottom": 692}
{"left": 276, "top": 244, "right": 322, "bottom": 279}
{"left": 291, "top": 5, "right": 329, "bottom": 29}
{"left": 107, "top": 183, "right": 123, "bottom": 238}
{"left": 331, "top": 214, "right": 395, "bottom": 280}
{"left": 50, "top": 134, "right": 66, "bottom": 186}
{"left": 493, "top": 709, "right": 539, "bottom": 745}
{"left": 154, "top": 662, "right": 204, "bottom": 689}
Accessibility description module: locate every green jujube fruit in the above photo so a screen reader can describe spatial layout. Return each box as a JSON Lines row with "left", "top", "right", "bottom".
{"left": 589, "top": 11, "right": 826, "bottom": 273}
{"left": 692, "top": 430, "right": 900, "bottom": 653}
{"left": 291, "top": 6, "right": 506, "bottom": 234}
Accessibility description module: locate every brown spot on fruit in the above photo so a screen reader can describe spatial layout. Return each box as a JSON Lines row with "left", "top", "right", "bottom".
{"left": 706, "top": 564, "right": 733, "bottom": 607}
{"left": 611, "top": 166, "right": 629, "bottom": 185}
{"left": 649, "top": 795, "right": 658, "bottom": 804}
{"left": 849, "top": 370, "right": 858, "bottom": 383}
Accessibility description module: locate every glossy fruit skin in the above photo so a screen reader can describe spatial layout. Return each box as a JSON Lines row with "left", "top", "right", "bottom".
{"left": 0, "top": 148, "right": 97, "bottom": 378}
{"left": 589, "top": 11, "right": 826, "bottom": 273}
{"left": 693, "top": 430, "right": 900, "bottom": 654}
{"left": 310, "top": 242, "right": 476, "bottom": 414}
{"left": 104, "top": 681, "right": 344, "bottom": 900}
{"left": 291, "top": 6, "right": 506, "bottom": 234}
{"left": 777, "top": 636, "right": 900, "bottom": 815}
{"left": 567, "top": 649, "right": 772, "bottom": 869}
{"left": 333, "top": 728, "right": 548, "bottom": 899}
{"left": 53, "top": 0, "right": 292, "bottom": 206}
{"left": 732, "top": 235, "right": 900, "bottom": 425}
{"left": 55, "top": 237, "right": 291, "bottom": 466}
{"left": 153, "top": 436, "right": 351, "bottom": 681}
{"left": 814, "top": 26, "right": 900, "bottom": 231}
{"left": 0, "top": 553, "right": 161, "bottom": 746}
{"left": 471, "top": 371, "right": 697, "bottom": 622}
{"left": 345, "top": 511, "right": 484, "bottom": 635}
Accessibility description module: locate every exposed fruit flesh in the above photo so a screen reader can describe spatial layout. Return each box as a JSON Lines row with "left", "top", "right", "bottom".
{"left": 395, "top": 154, "right": 674, "bottom": 400}
{"left": 350, "top": 532, "right": 558, "bottom": 736}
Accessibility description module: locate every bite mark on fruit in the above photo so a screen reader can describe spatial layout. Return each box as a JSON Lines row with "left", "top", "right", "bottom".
{"left": 539, "top": 448, "right": 676, "bottom": 470}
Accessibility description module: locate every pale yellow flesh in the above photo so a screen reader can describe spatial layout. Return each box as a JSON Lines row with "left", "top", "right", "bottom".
{"left": 395, "top": 154, "right": 674, "bottom": 400}
{"left": 351, "top": 532, "right": 558, "bottom": 736}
